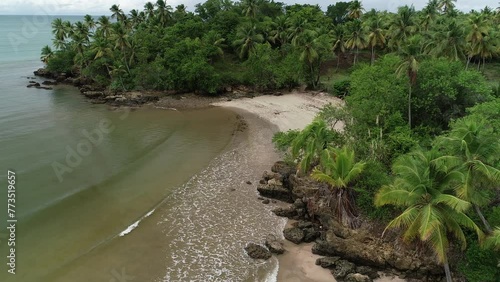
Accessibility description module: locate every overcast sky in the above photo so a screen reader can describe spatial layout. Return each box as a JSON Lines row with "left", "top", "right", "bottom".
{"left": 0, "top": 0, "right": 497, "bottom": 15}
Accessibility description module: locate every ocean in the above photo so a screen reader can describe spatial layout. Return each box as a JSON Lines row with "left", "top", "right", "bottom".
{"left": 0, "top": 15, "right": 284, "bottom": 282}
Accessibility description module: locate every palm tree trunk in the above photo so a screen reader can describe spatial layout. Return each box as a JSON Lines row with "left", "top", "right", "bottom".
{"left": 408, "top": 83, "right": 412, "bottom": 128}
{"left": 336, "top": 53, "right": 341, "bottom": 71}
{"left": 443, "top": 260, "right": 453, "bottom": 282}
{"left": 474, "top": 204, "right": 492, "bottom": 233}
{"left": 481, "top": 57, "right": 486, "bottom": 72}
{"left": 466, "top": 56, "right": 471, "bottom": 70}
{"left": 371, "top": 46, "right": 375, "bottom": 65}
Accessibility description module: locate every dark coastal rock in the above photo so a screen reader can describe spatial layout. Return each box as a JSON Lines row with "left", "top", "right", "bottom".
{"left": 283, "top": 227, "right": 304, "bottom": 244}
{"left": 28, "top": 80, "right": 36, "bottom": 83}
{"left": 34, "top": 68, "right": 54, "bottom": 78}
{"left": 262, "top": 170, "right": 283, "bottom": 182}
{"left": 271, "top": 161, "right": 295, "bottom": 177}
{"left": 315, "top": 256, "right": 340, "bottom": 269}
{"left": 262, "top": 199, "right": 270, "bottom": 204}
{"left": 27, "top": 82, "right": 40, "bottom": 88}
{"left": 246, "top": 181, "right": 252, "bottom": 185}
{"left": 42, "top": 80, "right": 57, "bottom": 85}
{"left": 356, "top": 266, "right": 379, "bottom": 280}
{"left": 244, "top": 243, "right": 271, "bottom": 260}
{"left": 257, "top": 183, "right": 292, "bottom": 203}
{"left": 82, "top": 91, "right": 104, "bottom": 98}
{"left": 332, "top": 260, "right": 356, "bottom": 279}
{"left": 311, "top": 221, "right": 443, "bottom": 278}
{"left": 293, "top": 220, "right": 313, "bottom": 229}
{"left": 345, "top": 273, "right": 372, "bottom": 282}
{"left": 293, "top": 198, "right": 305, "bottom": 209}
{"left": 265, "top": 234, "right": 285, "bottom": 254}
{"left": 303, "top": 227, "right": 320, "bottom": 242}
{"left": 37, "top": 86, "right": 53, "bottom": 90}
{"left": 272, "top": 206, "right": 297, "bottom": 218}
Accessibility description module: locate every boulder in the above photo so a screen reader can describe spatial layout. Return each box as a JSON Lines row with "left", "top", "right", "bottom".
{"left": 345, "top": 273, "right": 372, "bottom": 282}
{"left": 262, "top": 199, "right": 270, "bottom": 204}
{"left": 42, "top": 80, "right": 57, "bottom": 85}
{"left": 293, "top": 220, "right": 313, "bottom": 229}
{"left": 303, "top": 227, "right": 320, "bottom": 242}
{"left": 272, "top": 206, "right": 297, "bottom": 218}
{"left": 356, "top": 266, "right": 379, "bottom": 280}
{"left": 293, "top": 198, "right": 305, "bottom": 209}
{"left": 271, "top": 161, "right": 295, "bottom": 176}
{"left": 265, "top": 234, "right": 285, "bottom": 255}
{"left": 315, "top": 256, "right": 340, "bottom": 269}
{"left": 283, "top": 227, "right": 304, "bottom": 244}
{"left": 257, "top": 183, "right": 292, "bottom": 203}
{"left": 244, "top": 243, "right": 271, "bottom": 260}
{"left": 332, "top": 260, "right": 356, "bottom": 279}
{"left": 27, "top": 82, "right": 40, "bottom": 88}
{"left": 83, "top": 91, "right": 104, "bottom": 98}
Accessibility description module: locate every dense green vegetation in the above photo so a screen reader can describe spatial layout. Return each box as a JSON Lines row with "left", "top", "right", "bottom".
{"left": 41, "top": 0, "right": 499, "bottom": 95}
{"left": 268, "top": 3, "right": 499, "bottom": 281}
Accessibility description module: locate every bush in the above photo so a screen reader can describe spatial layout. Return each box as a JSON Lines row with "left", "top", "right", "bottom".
{"left": 46, "top": 49, "right": 76, "bottom": 74}
{"left": 458, "top": 240, "right": 500, "bottom": 282}
{"left": 354, "top": 160, "right": 394, "bottom": 221}
{"left": 272, "top": 129, "right": 300, "bottom": 151}
{"left": 329, "top": 79, "right": 350, "bottom": 98}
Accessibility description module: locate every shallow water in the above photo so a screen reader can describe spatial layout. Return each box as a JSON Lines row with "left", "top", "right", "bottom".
{"left": 0, "top": 15, "right": 285, "bottom": 282}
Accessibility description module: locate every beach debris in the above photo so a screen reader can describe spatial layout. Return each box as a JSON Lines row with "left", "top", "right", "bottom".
{"left": 245, "top": 181, "right": 252, "bottom": 185}
{"left": 262, "top": 199, "right": 270, "bottom": 204}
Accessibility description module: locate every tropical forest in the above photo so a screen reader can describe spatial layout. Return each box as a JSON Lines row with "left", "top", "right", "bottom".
{"left": 41, "top": 0, "right": 500, "bottom": 281}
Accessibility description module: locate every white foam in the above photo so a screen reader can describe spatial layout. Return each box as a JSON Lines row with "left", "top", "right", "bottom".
{"left": 264, "top": 260, "right": 279, "bottom": 282}
{"left": 119, "top": 208, "right": 156, "bottom": 237}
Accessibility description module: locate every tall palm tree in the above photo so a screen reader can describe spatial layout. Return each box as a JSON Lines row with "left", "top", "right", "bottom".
{"left": 294, "top": 29, "right": 329, "bottom": 89}
{"left": 421, "top": 0, "right": 439, "bottom": 31}
{"left": 241, "top": 0, "right": 260, "bottom": 19}
{"left": 110, "top": 4, "right": 126, "bottom": 22}
{"left": 365, "top": 17, "right": 386, "bottom": 64}
{"left": 291, "top": 118, "right": 338, "bottom": 174}
{"left": 375, "top": 149, "right": 484, "bottom": 282}
{"left": 347, "top": 0, "right": 364, "bottom": 20}
{"left": 435, "top": 117, "right": 500, "bottom": 233}
{"left": 438, "top": 0, "right": 457, "bottom": 14}
{"left": 388, "top": 5, "right": 417, "bottom": 51}
{"left": 97, "top": 16, "right": 112, "bottom": 38}
{"left": 144, "top": 2, "right": 155, "bottom": 20}
{"left": 472, "top": 32, "right": 499, "bottom": 71}
{"left": 396, "top": 35, "right": 423, "bottom": 128}
{"left": 331, "top": 25, "right": 347, "bottom": 70}
{"left": 111, "top": 22, "right": 131, "bottom": 73}
{"left": 232, "top": 23, "right": 264, "bottom": 59}
{"left": 345, "top": 20, "right": 367, "bottom": 65}
{"left": 312, "top": 146, "right": 365, "bottom": 228}
{"left": 83, "top": 14, "right": 96, "bottom": 31}
{"left": 270, "top": 15, "right": 289, "bottom": 46}
{"left": 427, "top": 19, "right": 466, "bottom": 61}
{"left": 51, "top": 18, "right": 68, "bottom": 49}
{"left": 155, "top": 0, "right": 173, "bottom": 27}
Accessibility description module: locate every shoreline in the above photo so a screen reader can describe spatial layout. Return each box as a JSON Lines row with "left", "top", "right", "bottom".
{"left": 213, "top": 92, "right": 343, "bottom": 282}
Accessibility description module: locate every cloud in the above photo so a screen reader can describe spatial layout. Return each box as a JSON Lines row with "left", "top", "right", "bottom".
{"left": 0, "top": 0, "right": 497, "bottom": 15}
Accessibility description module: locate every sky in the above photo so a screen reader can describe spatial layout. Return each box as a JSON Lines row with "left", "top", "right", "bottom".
{"left": 0, "top": 0, "right": 497, "bottom": 16}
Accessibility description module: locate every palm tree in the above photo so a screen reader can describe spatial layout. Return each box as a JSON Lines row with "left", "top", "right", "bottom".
{"left": 427, "top": 19, "right": 466, "bottom": 61}
{"left": 110, "top": 4, "right": 126, "bottom": 22}
{"left": 232, "top": 23, "right": 264, "bottom": 59}
{"left": 472, "top": 32, "right": 499, "bottom": 71}
{"left": 294, "top": 29, "right": 328, "bottom": 89}
{"left": 51, "top": 18, "right": 67, "bottom": 49}
{"left": 375, "top": 149, "right": 484, "bottom": 282}
{"left": 345, "top": 20, "right": 367, "bottom": 65}
{"left": 365, "top": 17, "right": 386, "bottom": 64}
{"left": 438, "top": 0, "right": 457, "bottom": 14}
{"left": 396, "top": 35, "right": 423, "bottom": 128}
{"left": 270, "top": 15, "right": 289, "bottom": 46}
{"left": 311, "top": 146, "right": 365, "bottom": 228}
{"left": 421, "top": 0, "right": 439, "bottom": 31}
{"left": 83, "top": 14, "right": 96, "bottom": 31}
{"left": 291, "top": 118, "right": 338, "bottom": 174}
{"left": 144, "top": 2, "right": 155, "bottom": 20}
{"left": 347, "top": 0, "right": 364, "bottom": 20}
{"left": 287, "top": 17, "right": 309, "bottom": 45}
{"left": 40, "top": 45, "right": 53, "bottom": 63}
{"left": 241, "top": 0, "right": 260, "bottom": 19}
{"left": 388, "top": 5, "right": 417, "bottom": 51}
{"left": 111, "top": 22, "right": 131, "bottom": 73}
{"left": 155, "top": 0, "right": 173, "bottom": 27}
{"left": 97, "top": 16, "right": 112, "bottom": 38}
{"left": 484, "top": 227, "right": 500, "bottom": 250}
{"left": 331, "top": 25, "right": 347, "bottom": 70}
{"left": 435, "top": 117, "right": 500, "bottom": 233}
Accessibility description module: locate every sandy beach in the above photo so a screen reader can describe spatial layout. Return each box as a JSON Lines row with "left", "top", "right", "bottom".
{"left": 214, "top": 92, "right": 342, "bottom": 282}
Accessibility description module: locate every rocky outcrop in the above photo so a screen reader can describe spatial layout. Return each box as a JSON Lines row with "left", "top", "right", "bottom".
{"left": 265, "top": 234, "right": 285, "bottom": 254}
{"left": 283, "top": 227, "right": 304, "bottom": 244}
{"left": 244, "top": 243, "right": 271, "bottom": 260}
{"left": 311, "top": 219, "right": 443, "bottom": 279}
{"left": 272, "top": 206, "right": 297, "bottom": 218}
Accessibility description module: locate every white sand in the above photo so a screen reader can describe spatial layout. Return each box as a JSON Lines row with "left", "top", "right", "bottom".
{"left": 213, "top": 92, "right": 344, "bottom": 132}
